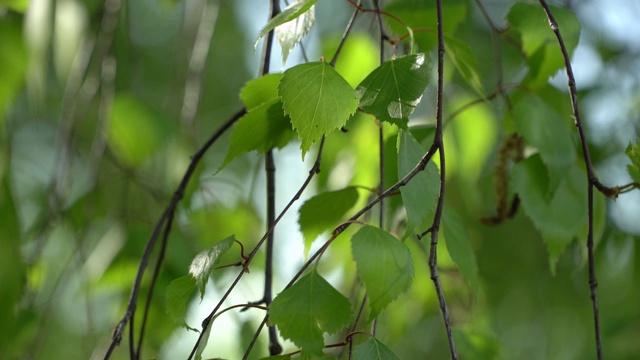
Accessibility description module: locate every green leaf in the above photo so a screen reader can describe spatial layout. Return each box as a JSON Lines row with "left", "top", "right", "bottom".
{"left": 221, "top": 101, "right": 295, "bottom": 169}
{"left": 269, "top": 270, "right": 351, "bottom": 354}
{"left": 166, "top": 275, "right": 197, "bottom": 330}
{"left": 255, "top": 0, "right": 318, "bottom": 48}
{"left": 221, "top": 75, "right": 296, "bottom": 169}
{"left": 0, "top": 179, "right": 25, "bottom": 348}
{"left": 298, "top": 187, "right": 359, "bottom": 253}
{"left": 278, "top": 61, "right": 358, "bottom": 155}
{"left": 356, "top": 53, "right": 432, "bottom": 128}
{"left": 397, "top": 130, "right": 439, "bottom": 228}
{"left": 513, "top": 94, "right": 576, "bottom": 186}
{"left": 241, "top": 74, "right": 283, "bottom": 110}
{"left": 299, "top": 350, "right": 334, "bottom": 360}
{"left": 442, "top": 208, "right": 479, "bottom": 294}
{"left": 0, "top": 19, "right": 28, "bottom": 125}
{"left": 351, "top": 225, "right": 414, "bottom": 318}
{"left": 276, "top": 4, "right": 315, "bottom": 65}
{"left": 444, "top": 35, "right": 484, "bottom": 96}
{"left": 507, "top": 3, "right": 581, "bottom": 89}
{"left": 383, "top": 0, "right": 468, "bottom": 52}
{"left": 626, "top": 141, "right": 640, "bottom": 183}
{"left": 0, "top": 0, "right": 29, "bottom": 12}
{"left": 189, "top": 235, "right": 236, "bottom": 299}
{"left": 259, "top": 355, "right": 292, "bottom": 360}
{"left": 108, "top": 93, "right": 171, "bottom": 167}
{"left": 353, "top": 338, "right": 401, "bottom": 360}
{"left": 511, "top": 155, "right": 587, "bottom": 273}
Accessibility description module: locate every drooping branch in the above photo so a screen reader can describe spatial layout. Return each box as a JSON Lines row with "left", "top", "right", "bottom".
{"left": 104, "top": 107, "right": 246, "bottom": 359}
{"left": 424, "top": 0, "right": 458, "bottom": 358}
{"left": 536, "top": 1, "right": 602, "bottom": 358}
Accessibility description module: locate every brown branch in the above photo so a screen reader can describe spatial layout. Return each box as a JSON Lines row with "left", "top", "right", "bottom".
{"left": 104, "top": 107, "right": 245, "bottom": 359}
{"left": 537, "top": 1, "right": 603, "bottom": 358}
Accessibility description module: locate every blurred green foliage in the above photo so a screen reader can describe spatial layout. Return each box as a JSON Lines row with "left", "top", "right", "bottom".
{"left": 0, "top": 0, "right": 639, "bottom": 359}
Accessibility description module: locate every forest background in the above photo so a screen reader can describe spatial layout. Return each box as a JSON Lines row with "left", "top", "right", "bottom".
{"left": 1, "top": 0, "right": 640, "bottom": 359}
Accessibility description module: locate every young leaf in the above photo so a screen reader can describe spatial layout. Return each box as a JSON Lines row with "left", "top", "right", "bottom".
{"left": 397, "top": 130, "right": 439, "bottom": 228}
{"left": 442, "top": 208, "right": 479, "bottom": 294}
{"left": 166, "top": 275, "right": 197, "bottom": 330}
{"left": 353, "top": 338, "right": 401, "bottom": 360}
{"left": 351, "top": 225, "right": 414, "bottom": 318}
{"left": 269, "top": 270, "right": 351, "bottom": 355}
{"left": 255, "top": 0, "right": 317, "bottom": 48}
{"left": 189, "top": 235, "right": 236, "bottom": 299}
{"left": 240, "top": 73, "right": 283, "bottom": 110}
{"left": 626, "top": 140, "right": 640, "bottom": 183}
{"left": 355, "top": 53, "right": 432, "bottom": 128}
{"left": 298, "top": 187, "right": 359, "bottom": 253}
{"left": 221, "top": 101, "right": 295, "bottom": 169}
{"left": 221, "top": 74, "right": 296, "bottom": 169}
{"left": 278, "top": 61, "right": 358, "bottom": 155}
{"left": 444, "top": 36, "right": 484, "bottom": 96}
{"left": 276, "top": 4, "right": 315, "bottom": 66}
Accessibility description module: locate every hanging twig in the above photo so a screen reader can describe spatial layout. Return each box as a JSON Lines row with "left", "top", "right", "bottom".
{"left": 424, "top": 0, "right": 458, "bottom": 358}
{"left": 536, "top": 1, "right": 604, "bottom": 358}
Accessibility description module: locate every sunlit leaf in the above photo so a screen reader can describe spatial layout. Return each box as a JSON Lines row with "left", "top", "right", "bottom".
{"left": 353, "top": 338, "right": 401, "bottom": 360}
{"left": 222, "top": 72, "right": 295, "bottom": 170}
{"left": 298, "top": 187, "right": 359, "bottom": 253}
{"left": 166, "top": 275, "right": 197, "bottom": 330}
{"left": 189, "top": 235, "right": 236, "bottom": 299}
{"left": 276, "top": 4, "right": 315, "bottom": 65}
{"left": 442, "top": 208, "right": 479, "bottom": 294}
{"left": 444, "top": 35, "right": 484, "bottom": 96}
{"left": 356, "top": 53, "right": 432, "bottom": 128}
{"left": 221, "top": 101, "right": 295, "bottom": 169}
{"left": 351, "top": 225, "right": 414, "bottom": 318}
{"left": 269, "top": 270, "right": 351, "bottom": 354}
{"left": 397, "top": 130, "right": 439, "bottom": 228}
{"left": 255, "top": 0, "right": 318, "bottom": 48}
{"left": 240, "top": 73, "right": 283, "bottom": 110}
{"left": 279, "top": 61, "right": 358, "bottom": 155}
{"left": 626, "top": 141, "right": 640, "bottom": 183}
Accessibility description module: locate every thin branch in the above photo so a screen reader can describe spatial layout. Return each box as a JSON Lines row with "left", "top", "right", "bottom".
{"left": 134, "top": 205, "right": 174, "bottom": 359}
{"left": 242, "top": 0, "right": 284, "bottom": 355}
{"left": 427, "top": 0, "right": 457, "bottom": 358}
{"left": 330, "top": 0, "right": 363, "bottom": 67}
{"left": 104, "top": 108, "right": 245, "bottom": 359}
{"left": 536, "top": 1, "right": 603, "bottom": 358}
{"left": 194, "top": 138, "right": 327, "bottom": 360}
